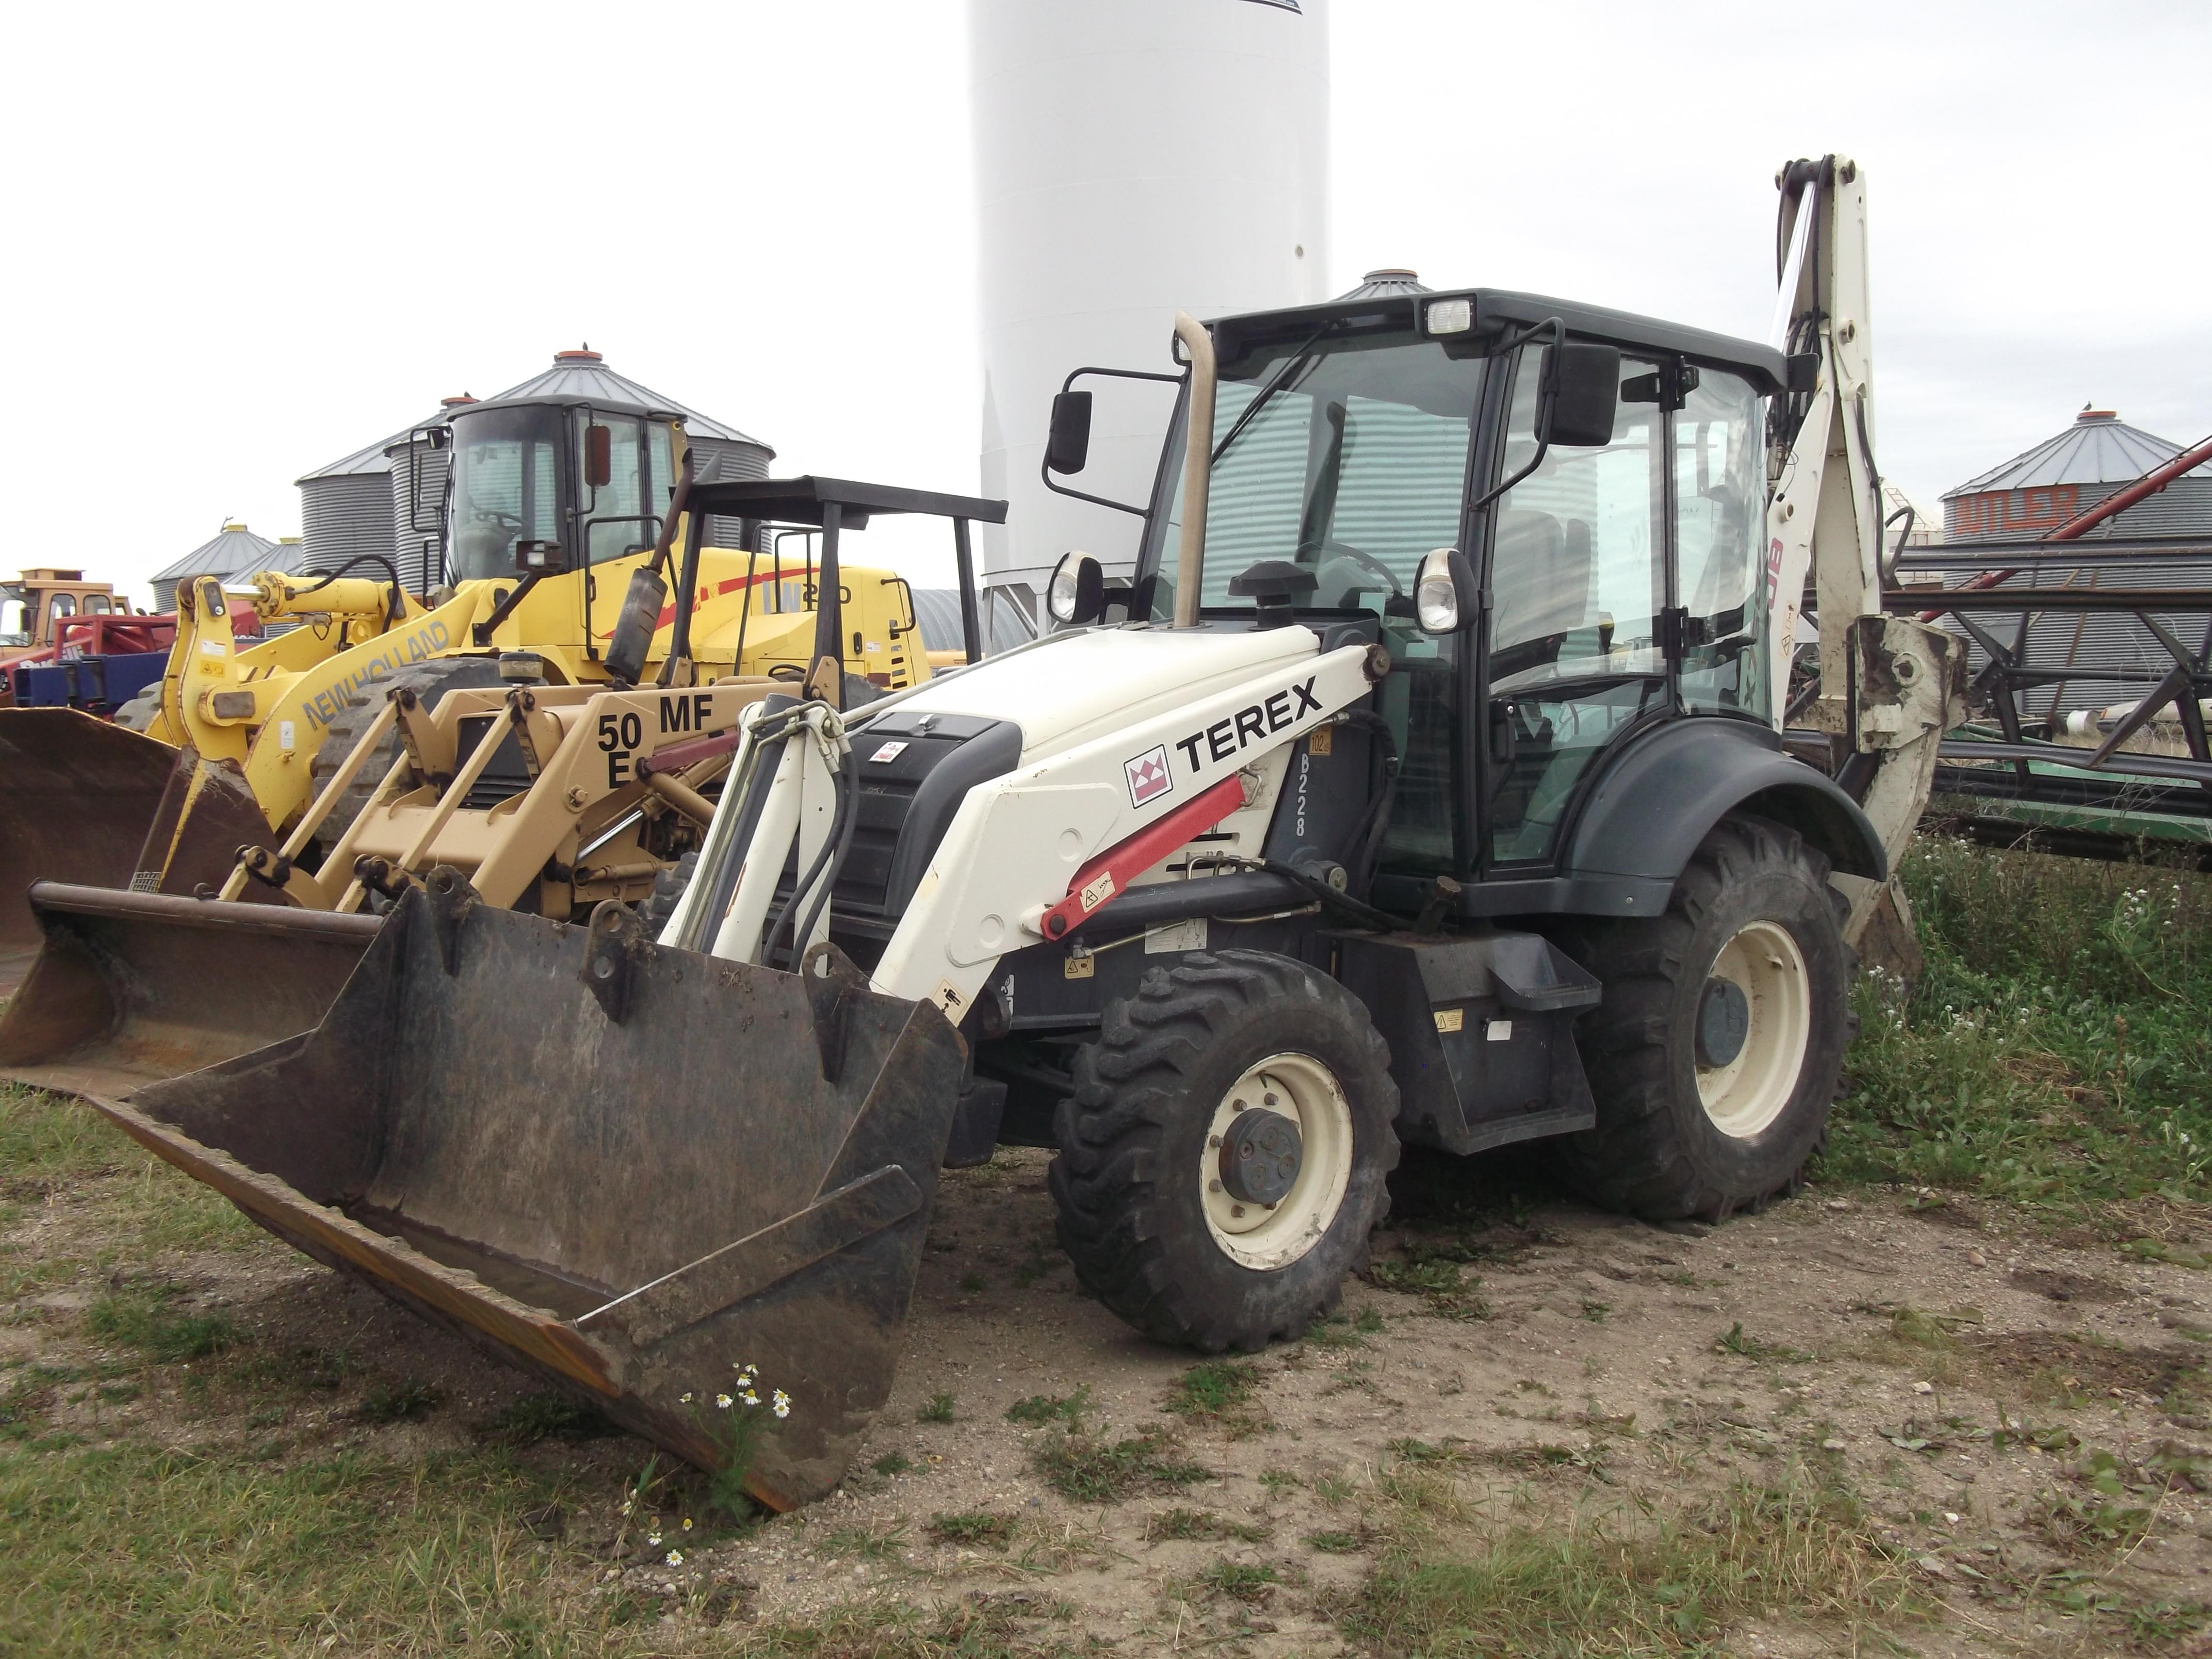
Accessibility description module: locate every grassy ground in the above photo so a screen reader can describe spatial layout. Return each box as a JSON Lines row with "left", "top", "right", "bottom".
{"left": 0, "top": 834, "right": 2205, "bottom": 1654}
{"left": 1829, "top": 835, "right": 2212, "bottom": 1234}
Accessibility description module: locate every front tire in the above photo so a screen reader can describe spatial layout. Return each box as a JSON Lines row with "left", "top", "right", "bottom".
{"left": 1553, "top": 814, "right": 1853, "bottom": 1221}
{"left": 1050, "top": 950, "right": 1401, "bottom": 1352}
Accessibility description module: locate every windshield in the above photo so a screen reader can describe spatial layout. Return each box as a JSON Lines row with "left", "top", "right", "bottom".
{"left": 447, "top": 406, "right": 565, "bottom": 582}
{"left": 1147, "top": 332, "right": 1484, "bottom": 622}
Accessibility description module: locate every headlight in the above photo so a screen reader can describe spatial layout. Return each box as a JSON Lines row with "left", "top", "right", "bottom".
{"left": 1047, "top": 551, "right": 1094, "bottom": 625}
{"left": 1414, "top": 547, "right": 1462, "bottom": 635}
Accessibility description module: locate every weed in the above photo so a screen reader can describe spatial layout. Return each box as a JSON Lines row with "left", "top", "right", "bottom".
{"left": 1005, "top": 1386, "right": 1089, "bottom": 1427}
{"left": 1163, "top": 1360, "right": 1266, "bottom": 1436}
{"left": 480, "top": 1390, "right": 612, "bottom": 1445}
{"left": 1715, "top": 1321, "right": 1814, "bottom": 1363}
{"left": 1367, "top": 1256, "right": 1490, "bottom": 1320}
{"left": 1313, "top": 1473, "right": 1355, "bottom": 1505}
{"left": 85, "top": 1287, "right": 237, "bottom": 1362}
{"left": 917, "top": 1390, "right": 956, "bottom": 1423}
{"left": 356, "top": 1378, "right": 443, "bottom": 1423}
{"left": 1828, "top": 839, "right": 2212, "bottom": 1223}
{"left": 1032, "top": 1427, "right": 1208, "bottom": 1503}
{"left": 1305, "top": 1529, "right": 1365, "bottom": 1554}
{"left": 823, "top": 1520, "right": 908, "bottom": 1560}
{"left": 1580, "top": 1298, "right": 1611, "bottom": 1323}
{"left": 1387, "top": 1437, "right": 1455, "bottom": 1465}
{"left": 1257, "top": 1468, "right": 1303, "bottom": 1493}
{"left": 929, "top": 1511, "right": 1016, "bottom": 1550}
{"left": 1200, "top": 1559, "right": 1280, "bottom": 1602}
{"left": 1145, "top": 1508, "right": 1268, "bottom": 1543}
{"left": 956, "top": 1271, "right": 985, "bottom": 1295}
{"left": 1304, "top": 1313, "right": 1368, "bottom": 1349}
{"left": 1346, "top": 1465, "right": 1925, "bottom": 1653}
{"left": 1355, "top": 1306, "right": 1385, "bottom": 1333}
{"left": 871, "top": 1452, "right": 913, "bottom": 1477}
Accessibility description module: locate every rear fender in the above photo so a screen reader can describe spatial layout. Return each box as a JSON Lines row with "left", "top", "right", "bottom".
{"left": 1563, "top": 719, "right": 1885, "bottom": 893}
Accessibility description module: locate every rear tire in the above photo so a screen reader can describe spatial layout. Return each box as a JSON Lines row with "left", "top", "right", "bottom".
{"left": 633, "top": 849, "right": 698, "bottom": 939}
{"left": 1051, "top": 950, "right": 1401, "bottom": 1352}
{"left": 1552, "top": 814, "right": 1853, "bottom": 1222}
{"left": 112, "top": 686, "right": 162, "bottom": 733}
{"left": 306, "top": 657, "right": 507, "bottom": 852}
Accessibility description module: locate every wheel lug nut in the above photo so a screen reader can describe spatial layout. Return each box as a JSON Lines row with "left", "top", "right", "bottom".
{"left": 1230, "top": 1205, "right": 1245, "bottom": 1218}
{"left": 1208, "top": 1179, "right": 1222, "bottom": 1193}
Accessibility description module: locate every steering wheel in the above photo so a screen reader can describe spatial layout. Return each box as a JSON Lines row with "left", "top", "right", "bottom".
{"left": 1314, "top": 542, "right": 1403, "bottom": 598}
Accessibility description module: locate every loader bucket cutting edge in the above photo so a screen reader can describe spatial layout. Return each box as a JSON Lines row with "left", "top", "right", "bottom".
{"left": 4, "top": 886, "right": 966, "bottom": 1509}
{"left": 0, "top": 709, "right": 280, "bottom": 998}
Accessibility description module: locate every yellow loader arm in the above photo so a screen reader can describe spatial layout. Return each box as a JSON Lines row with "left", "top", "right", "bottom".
{"left": 165, "top": 575, "right": 483, "bottom": 831}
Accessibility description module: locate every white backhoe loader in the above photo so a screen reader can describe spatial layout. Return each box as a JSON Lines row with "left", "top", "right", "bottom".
{"left": 1, "top": 155, "right": 1959, "bottom": 1508}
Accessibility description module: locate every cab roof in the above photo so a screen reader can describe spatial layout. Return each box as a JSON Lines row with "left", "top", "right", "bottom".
{"left": 1209, "top": 286, "right": 1786, "bottom": 398}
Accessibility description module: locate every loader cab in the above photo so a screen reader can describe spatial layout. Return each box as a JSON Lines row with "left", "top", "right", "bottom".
{"left": 444, "top": 398, "right": 680, "bottom": 584}
{"left": 1125, "top": 289, "right": 1786, "bottom": 903}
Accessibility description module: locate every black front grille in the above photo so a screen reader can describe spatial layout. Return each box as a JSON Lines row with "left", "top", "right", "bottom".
{"left": 453, "top": 714, "right": 532, "bottom": 812}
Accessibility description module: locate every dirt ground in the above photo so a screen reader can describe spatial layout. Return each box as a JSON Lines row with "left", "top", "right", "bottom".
{"left": 9, "top": 1142, "right": 2211, "bottom": 1655}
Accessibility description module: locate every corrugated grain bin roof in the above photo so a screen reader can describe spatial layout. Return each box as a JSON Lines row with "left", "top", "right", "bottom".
{"left": 1945, "top": 408, "right": 2210, "bottom": 498}
{"left": 478, "top": 348, "right": 774, "bottom": 453}
{"left": 151, "top": 522, "right": 279, "bottom": 587}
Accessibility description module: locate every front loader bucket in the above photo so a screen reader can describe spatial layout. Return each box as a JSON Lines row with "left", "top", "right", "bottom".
{"left": 2, "top": 880, "right": 965, "bottom": 1509}
{"left": 0, "top": 709, "right": 275, "bottom": 996}
{"left": 0, "top": 883, "right": 382, "bottom": 1096}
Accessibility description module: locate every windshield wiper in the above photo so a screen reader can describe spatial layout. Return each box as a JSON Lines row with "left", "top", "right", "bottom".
{"left": 1211, "top": 323, "right": 1338, "bottom": 466}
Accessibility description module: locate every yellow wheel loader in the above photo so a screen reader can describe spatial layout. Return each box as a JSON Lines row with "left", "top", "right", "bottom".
{"left": 0, "top": 381, "right": 941, "bottom": 989}
{"left": 0, "top": 159, "right": 1955, "bottom": 1512}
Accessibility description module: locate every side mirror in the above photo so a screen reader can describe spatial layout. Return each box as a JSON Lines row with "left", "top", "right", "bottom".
{"left": 1413, "top": 547, "right": 1479, "bottom": 636}
{"left": 1047, "top": 550, "right": 1104, "bottom": 625}
{"left": 1044, "top": 391, "right": 1093, "bottom": 476}
{"left": 1538, "top": 343, "right": 1620, "bottom": 447}
{"left": 584, "top": 424, "right": 613, "bottom": 490}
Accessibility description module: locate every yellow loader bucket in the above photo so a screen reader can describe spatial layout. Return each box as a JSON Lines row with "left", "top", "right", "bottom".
{"left": 0, "top": 871, "right": 965, "bottom": 1509}
{"left": 0, "top": 709, "right": 276, "bottom": 996}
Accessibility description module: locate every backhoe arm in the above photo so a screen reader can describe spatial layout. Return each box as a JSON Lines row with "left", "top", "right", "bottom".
{"left": 1764, "top": 155, "right": 1963, "bottom": 956}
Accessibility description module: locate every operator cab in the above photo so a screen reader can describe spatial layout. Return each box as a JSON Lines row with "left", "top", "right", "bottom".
{"left": 1069, "top": 287, "right": 1785, "bottom": 906}
{"left": 442, "top": 392, "right": 681, "bottom": 584}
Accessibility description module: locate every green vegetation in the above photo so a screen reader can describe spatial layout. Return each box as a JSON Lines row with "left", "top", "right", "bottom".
{"left": 480, "top": 1389, "right": 615, "bottom": 1446}
{"left": 1162, "top": 1359, "right": 1263, "bottom": 1435}
{"left": 1346, "top": 1464, "right": 1925, "bottom": 1655}
{"left": 85, "top": 1286, "right": 237, "bottom": 1363}
{"left": 1031, "top": 1426, "right": 1208, "bottom": 1503}
{"left": 915, "top": 1390, "right": 956, "bottom": 1423}
{"left": 1828, "top": 838, "right": 2212, "bottom": 1226}
{"left": 926, "top": 1510, "right": 1015, "bottom": 1550}
{"left": 1004, "top": 1385, "right": 1089, "bottom": 1426}
{"left": 1144, "top": 1507, "right": 1268, "bottom": 1543}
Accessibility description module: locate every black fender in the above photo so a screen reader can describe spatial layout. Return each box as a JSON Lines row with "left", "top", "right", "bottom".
{"left": 1562, "top": 718, "right": 1886, "bottom": 893}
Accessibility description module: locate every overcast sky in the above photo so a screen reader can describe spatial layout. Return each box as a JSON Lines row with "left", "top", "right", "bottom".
{"left": 5, "top": 1, "right": 2206, "bottom": 605}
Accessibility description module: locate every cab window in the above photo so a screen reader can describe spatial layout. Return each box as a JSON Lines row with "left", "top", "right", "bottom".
{"left": 1485, "top": 348, "right": 1667, "bottom": 865}
{"left": 1674, "top": 369, "right": 1768, "bottom": 717}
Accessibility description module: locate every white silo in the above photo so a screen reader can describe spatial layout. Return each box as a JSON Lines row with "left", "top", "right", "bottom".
{"left": 968, "top": 0, "right": 1331, "bottom": 617}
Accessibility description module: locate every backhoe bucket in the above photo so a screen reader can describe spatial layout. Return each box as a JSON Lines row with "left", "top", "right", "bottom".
{"left": 0, "top": 709, "right": 274, "bottom": 996}
{"left": 0, "top": 877, "right": 965, "bottom": 1509}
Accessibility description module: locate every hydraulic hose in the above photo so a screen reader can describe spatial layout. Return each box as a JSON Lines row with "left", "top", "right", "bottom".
{"left": 769, "top": 751, "right": 860, "bottom": 971}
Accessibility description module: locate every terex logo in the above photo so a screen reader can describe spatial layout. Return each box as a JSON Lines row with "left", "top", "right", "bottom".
{"left": 1172, "top": 676, "right": 1321, "bottom": 774}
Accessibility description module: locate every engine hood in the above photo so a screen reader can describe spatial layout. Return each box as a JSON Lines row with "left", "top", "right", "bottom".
{"left": 885, "top": 626, "right": 1320, "bottom": 761}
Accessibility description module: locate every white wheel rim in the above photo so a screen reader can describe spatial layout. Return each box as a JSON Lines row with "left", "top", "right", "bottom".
{"left": 1200, "top": 1051, "right": 1354, "bottom": 1271}
{"left": 1697, "top": 919, "right": 1812, "bottom": 1139}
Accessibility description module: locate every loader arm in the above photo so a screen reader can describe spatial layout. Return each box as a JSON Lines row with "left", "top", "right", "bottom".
{"left": 1763, "top": 155, "right": 1964, "bottom": 949}
{"left": 163, "top": 575, "right": 485, "bottom": 831}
